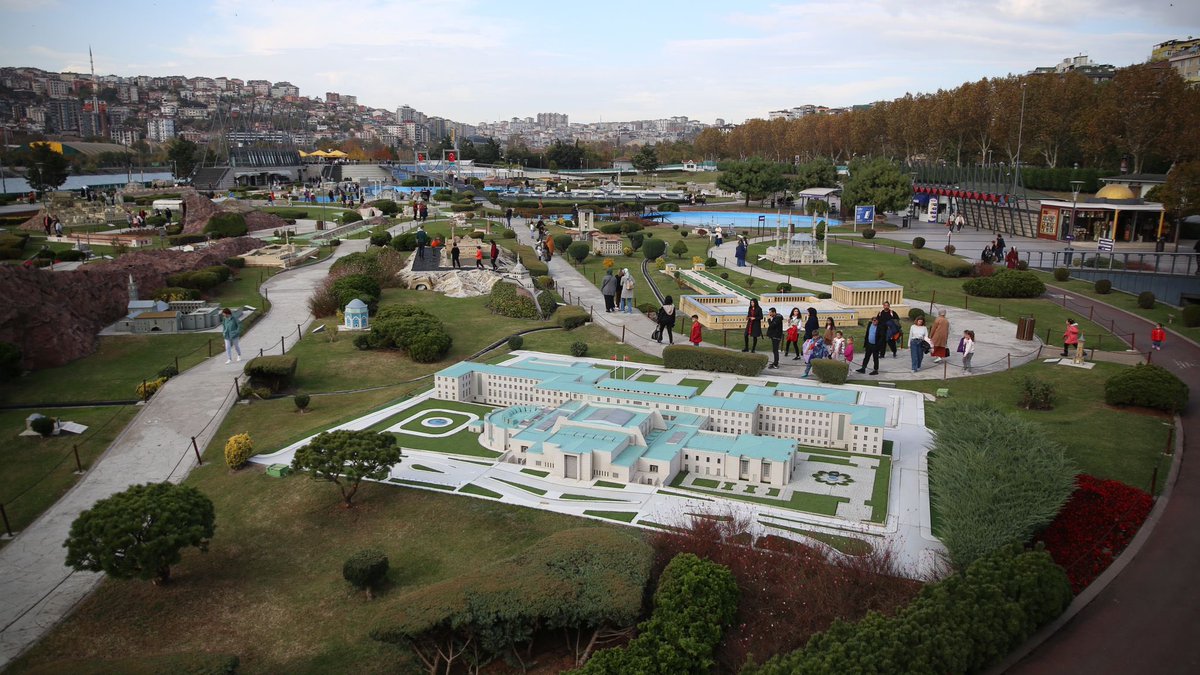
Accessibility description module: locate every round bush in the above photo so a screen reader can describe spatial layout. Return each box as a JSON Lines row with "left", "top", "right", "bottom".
{"left": 745, "top": 277, "right": 755, "bottom": 287}
{"left": 658, "top": 202, "right": 680, "bottom": 212}
{"left": 962, "top": 269, "right": 1046, "bottom": 298}
{"left": 369, "top": 231, "right": 392, "bottom": 247}
{"left": 944, "top": 244, "right": 957, "bottom": 255}
{"left": 1104, "top": 364, "right": 1188, "bottom": 413}
{"left": 862, "top": 228, "right": 876, "bottom": 240}
{"left": 672, "top": 224, "right": 680, "bottom": 230}
{"left": 908, "top": 307, "right": 926, "bottom": 321}
{"left": 536, "top": 275, "right": 554, "bottom": 290}
{"left": 720, "top": 272, "right": 729, "bottom": 279}
{"left": 224, "top": 432, "right": 253, "bottom": 469}
{"left": 30, "top": 415, "right": 55, "bottom": 437}
{"left": 705, "top": 257, "right": 718, "bottom": 267}
{"left": 341, "top": 210, "right": 363, "bottom": 224}
{"left": 1094, "top": 279, "right": 1113, "bottom": 294}
{"left": 0, "top": 341, "right": 22, "bottom": 380}
{"left": 1137, "top": 291, "right": 1156, "bottom": 309}
{"left": 329, "top": 238, "right": 342, "bottom": 246}
{"left": 776, "top": 282, "right": 792, "bottom": 293}
{"left": 507, "top": 334, "right": 524, "bottom": 350}
{"left": 1182, "top": 304, "right": 1200, "bottom": 328}
{"left": 599, "top": 223, "right": 623, "bottom": 235}
{"left": 343, "top": 549, "right": 389, "bottom": 597}
{"left": 369, "top": 199, "right": 400, "bottom": 216}
{"left": 501, "top": 228, "right": 516, "bottom": 239}
{"left": 1053, "top": 267, "right": 1070, "bottom": 282}
{"left": 1017, "top": 260, "right": 1029, "bottom": 271}
{"left": 157, "top": 364, "right": 179, "bottom": 379}
{"left": 642, "top": 237, "right": 667, "bottom": 260}
{"left": 294, "top": 394, "right": 310, "bottom": 412}
{"left": 570, "top": 341, "right": 589, "bottom": 357}
{"left": 552, "top": 234, "right": 573, "bottom": 253}
{"left": 912, "top": 237, "right": 926, "bottom": 249}
{"left": 353, "top": 334, "right": 374, "bottom": 350}
{"left": 331, "top": 274, "right": 382, "bottom": 312}
{"left": 224, "top": 256, "right": 246, "bottom": 269}
{"left": 408, "top": 332, "right": 453, "bottom": 363}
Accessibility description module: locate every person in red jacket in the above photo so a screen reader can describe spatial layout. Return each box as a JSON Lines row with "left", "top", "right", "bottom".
{"left": 690, "top": 314, "right": 702, "bottom": 346}
{"left": 1062, "top": 318, "right": 1080, "bottom": 357}
{"left": 1151, "top": 323, "right": 1166, "bottom": 351}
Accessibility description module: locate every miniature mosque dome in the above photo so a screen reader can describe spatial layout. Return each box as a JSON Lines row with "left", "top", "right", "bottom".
{"left": 343, "top": 298, "right": 369, "bottom": 331}
{"left": 1093, "top": 184, "right": 1137, "bottom": 201}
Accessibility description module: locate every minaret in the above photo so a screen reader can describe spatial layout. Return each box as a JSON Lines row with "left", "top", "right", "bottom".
{"left": 128, "top": 274, "right": 138, "bottom": 301}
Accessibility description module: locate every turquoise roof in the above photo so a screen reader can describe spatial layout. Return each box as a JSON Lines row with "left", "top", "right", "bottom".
{"left": 687, "top": 431, "right": 794, "bottom": 461}
{"left": 345, "top": 298, "right": 368, "bottom": 311}
{"left": 597, "top": 379, "right": 696, "bottom": 398}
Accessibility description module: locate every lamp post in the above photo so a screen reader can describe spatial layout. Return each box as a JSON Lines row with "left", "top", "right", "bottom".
{"left": 1066, "top": 179, "right": 1083, "bottom": 266}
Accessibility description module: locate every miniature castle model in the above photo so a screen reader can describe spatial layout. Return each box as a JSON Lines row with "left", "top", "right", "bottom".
{"left": 115, "top": 274, "right": 223, "bottom": 333}
{"left": 342, "top": 298, "right": 369, "bottom": 331}
{"left": 434, "top": 356, "right": 886, "bottom": 486}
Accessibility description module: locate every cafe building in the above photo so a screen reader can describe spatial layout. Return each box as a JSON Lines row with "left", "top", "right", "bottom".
{"left": 1036, "top": 184, "right": 1165, "bottom": 243}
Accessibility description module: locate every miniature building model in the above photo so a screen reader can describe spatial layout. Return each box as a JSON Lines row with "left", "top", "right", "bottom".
{"left": 115, "top": 274, "right": 224, "bottom": 333}
{"left": 831, "top": 281, "right": 905, "bottom": 317}
{"left": 590, "top": 232, "right": 624, "bottom": 256}
{"left": 765, "top": 224, "right": 828, "bottom": 265}
{"left": 343, "top": 298, "right": 369, "bottom": 330}
{"left": 434, "top": 356, "right": 886, "bottom": 486}
{"left": 577, "top": 209, "right": 595, "bottom": 235}
{"left": 679, "top": 292, "right": 859, "bottom": 331}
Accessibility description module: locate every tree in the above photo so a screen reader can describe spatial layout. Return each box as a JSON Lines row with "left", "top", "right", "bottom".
{"left": 167, "top": 138, "right": 199, "bottom": 181}
{"left": 642, "top": 237, "right": 667, "bottom": 260}
{"left": 567, "top": 241, "right": 591, "bottom": 265}
{"left": 64, "top": 482, "right": 215, "bottom": 585}
{"left": 631, "top": 145, "right": 660, "bottom": 173}
{"left": 717, "top": 157, "right": 789, "bottom": 206}
{"left": 291, "top": 430, "right": 402, "bottom": 507}
{"left": 1160, "top": 161, "right": 1200, "bottom": 239}
{"left": 26, "top": 143, "right": 70, "bottom": 195}
{"left": 841, "top": 158, "right": 911, "bottom": 215}
{"left": 671, "top": 239, "right": 689, "bottom": 259}
{"left": 791, "top": 158, "right": 837, "bottom": 190}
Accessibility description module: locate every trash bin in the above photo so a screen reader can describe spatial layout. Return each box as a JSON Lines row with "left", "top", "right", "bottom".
{"left": 902, "top": 216, "right": 910, "bottom": 228}
{"left": 1156, "top": 237, "right": 1166, "bottom": 252}
{"left": 1016, "top": 315, "right": 1035, "bottom": 341}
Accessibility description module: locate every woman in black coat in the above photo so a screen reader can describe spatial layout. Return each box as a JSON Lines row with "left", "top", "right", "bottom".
{"left": 803, "top": 307, "right": 820, "bottom": 341}
{"left": 743, "top": 299, "right": 763, "bottom": 352}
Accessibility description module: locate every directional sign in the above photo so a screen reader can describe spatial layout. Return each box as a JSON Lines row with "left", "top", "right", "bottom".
{"left": 855, "top": 205, "right": 875, "bottom": 225}
{"left": 1097, "top": 237, "right": 1114, "bottom": 252}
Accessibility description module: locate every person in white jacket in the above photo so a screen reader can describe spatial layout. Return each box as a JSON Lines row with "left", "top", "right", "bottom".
{"left": 961, "top": 330, "right": 976, "bottom": 373}
{"left": 908, "top": 316, "right": 933, "bottom": 372}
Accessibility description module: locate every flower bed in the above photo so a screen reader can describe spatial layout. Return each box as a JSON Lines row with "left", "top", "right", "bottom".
{"left": 1035, "top": 474, "right": 1153, "bottom": 594}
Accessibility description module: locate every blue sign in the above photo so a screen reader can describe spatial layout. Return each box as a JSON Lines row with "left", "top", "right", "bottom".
{"left": 855, "top": 205, "right": 875, "bottom": 225}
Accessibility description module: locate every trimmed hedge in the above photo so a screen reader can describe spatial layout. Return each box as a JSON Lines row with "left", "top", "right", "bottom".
{"left": 203, "top": 212, "right": 248, "bottom": 239}
{"left": 507, "top": 334, "right": 524, "bottom": 350}
{"left": 486, "top": 282, "right": 556, "bottom": 319}
{"left": 224, "top": 256, "right": 246, "bottom": 268}
{"left": 1137, "top": 291, "right": 1156, "bottom": 309}
{"left": 1182, "top": 304, "right": 1200, "bottom": 327}
{"left": 962, "top": 269, "right": 1047, "bottom": 298}
{"left": 557, "top": 305, "right": 589, "bottom": 329}
{"left": 744, "top": 545, "right": 1071, "bottom": 675}
{"left": 224, "top": 433, "right": 253, "bottom": 469}
{"left": 810, "top": 359, "right": 849, "bottom": 385}
{"left": 575, "top": 553, "right": 738, "bottom": 675}
{"left": 1104, "top": 363, "right": 1188, "bottom": 413}
{"left": 862, "top": 228, "right": 876, "bottom": 239}
{"left": 663, "top": 345, "right": 768, "bottom": 377}
{"left": 909, "top": 250, "right": 973, "bottom": 277}
{"left": 570, "top": 341, "right": 589, "bottom": 357}
{"left": 243, "top": 355, "right": 298, "bottom": 393}
{"left": 365, "top": 305, "right": 454, "bottom": 363}
{"left": 369, "top": 199, "right": 400, "bottom": 216}
{"left": 168, "top": 233, "right": 207, "bottom": 246}
{"left": 1094, "top": 279, "right": 1112, "bottom": 294}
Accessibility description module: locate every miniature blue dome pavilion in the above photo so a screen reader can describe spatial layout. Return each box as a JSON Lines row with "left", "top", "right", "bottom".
{"left": 343, "top": 298, "right": 369, "bottom": 330}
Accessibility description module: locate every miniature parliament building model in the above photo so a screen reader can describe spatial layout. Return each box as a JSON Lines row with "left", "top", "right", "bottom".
{"left": 434, "top": 355, "right": 885, "bottom": 487}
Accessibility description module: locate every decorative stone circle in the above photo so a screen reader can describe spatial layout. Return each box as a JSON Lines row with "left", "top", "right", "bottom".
{"left": 421, "top": 416, "right": 454, "bottom": 428}
{"left": 812, "top": 470, "right": 854, "bottom": 486}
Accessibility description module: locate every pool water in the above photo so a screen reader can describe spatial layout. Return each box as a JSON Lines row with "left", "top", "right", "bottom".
{"left": 662, "top": 211, "right": 842, "bottom": 230}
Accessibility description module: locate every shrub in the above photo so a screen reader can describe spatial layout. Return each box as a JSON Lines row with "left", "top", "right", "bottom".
{"left": 567, "top": 240, "right": 591, "bottom": 264}
{"left": 0, "top": 342, "right": 21, "bottom": 380}
{"left": 745, "top": 277, "right": 755, "bottom": 287}
{"left": 369, "top": 231, "right": 392, "bottom": 247}
{"left": 962, "top": 269, "right": 1046, "bottom": 298}
{"left": 369, "top": 199, "right": 400, "bottom": 215}
{"left": 1183, "top": 304, "right": 1200, "bottom": 327}
{"left": 637, "top": 302, "right": 659, "bottom": 316}
{"left": 1036, "top": 475, "right": 1153, "bottom": 594}
{"left": 776, "top": 282, "right": 792, "bottom": 293}
{"left": 663, "top": 345, "right": 768, "bottom": 377}
{"left": 341, "top": 210, "right": 363, "bottom": 224}
{"left": 1137, "top": 291, "right": 1156, "bottom": 309}
{"left": 1053, "top": 267, "right": 1070, "bottom": 281}
{"left": 408, "top": 332, "right": 454, "bottom": 363}
{"left": 243, "top": 355, "right": 298, "bottom": 393}
{"left": 672, "top": 224, "right": 680, "bottom": 231}
{"left": 552, "top": 234, "right": 573, "bottom": 253}
{"left": 157, "top": 364, "right": 179, "bottom": 380}
{"left": 642, "top": 237, "right": 667, "bottom": 260}
{"left": 1093, "top": 279, "right": 1112, "bottom": 294}
{"left": 535, "top": 274, "right": 554, "bottom": 290}
{"left": 744, "top": 545, "right": 1071, "bottom": 675}
{"left": 944, "top": 244, "right": 956, "bottom": 255}
{"left": 680, "top": 230, "right": 689, "bottom": 238}
{"left": 909, "top": 250, "right": 973, "bottom": 277}
{"left": 928, "top": 400, "right": 1076, "bottom": 568}
{"left": 330, "top": 274, "right": 381, "bottom": 313}
{"left": 810, "top": 359, "right": 849, "bottom": 385}
{"left": 972, "top": 262, "right": 996, "bottom": 278}
{"left": 343, "top": 549, "right": 389, "bottom": 598}
{"left": 577, "top": 553, "right": 738, "bottom": 675}
{"left": 224, "top": 433, "right": 254, "bottom": 469}
{"left": 1019, "top": 376, "right": 1056, "bottom": 410}
{"left": 367, "top": 306, "right": 454, "bottom": 362}
{"left": 168, "top": 233, "right": 207, "bottom": 246}
{"left": 1104, "top": 363, "right": 1188, "bottom": 413}
{"left": 507, "top": 334, "right": 524, "bottom": 350}
{"left": 153, "top": 286, "right": 200, "bottom": 302}
{"left": 136, "top": 377, "right": 167, "bottom": 400}
{"left": 912, "top": 236, "right": 925, "bottom": 249}
{"left": 1017, "top": 259, "right": 1029, "bottom": 271}
{"left": 390, "top": 231, "right": 416, "bottom": 251}
{"left": 570, "top": 341, "right": 589, "bottom": 357}
{"left": 166, "top": 270, "right": 222, "bottom": 291}
{"left": 329, "top": 238, "right": 341, "bottom": 246}
{"left": 815, "top": 291, "right": 831, "bottom": 299}
{"left": 658, "top": 202, "right": 680, "bottom": 212}
{"left": 224, "top": 256, "right": 246, "bottom": 268}
{"left": 862, "top": 228, "right": 876, "bottom": 239}
{"left": 353, "top": 334, "right": 374, "bottom": 350}
{"left": 705, "top": 257, "right": 717, "bottom": 267}
{"left": 487, "top": 281, "right": 549, "bottom": 319}
{"left": 628, "top": 232, "right": 644, "bottom": 251}
{"left": 203, "top": 212, "right": 248, "bottom": 239}
{"left": 619, "top": 221, "right": 644, "bottom": 234}
{"left": 557, "top": 305, "right": 589, "bottom": 329}
{"left": 599, "top": 223, "right": 623, "bottom": 235}
{"left": 56, "top": 249, "right": 86, "bottom": 262}
{"left": 30, "top": 415, "right": 56, "bottom": 437}
{"left": 720, "top": 272, "right": 729, "bottom": 279}
{"left": 671, "top": 240, "right": 689, "bottom": 258}
{"left": 905, "top": 307, "right": 925, "bottom": 322}
{"left": 501, "top": 228, "right": 516, "bottom": 239}
{"left": 294, "top": 393, "right": 311, "bottom": 412}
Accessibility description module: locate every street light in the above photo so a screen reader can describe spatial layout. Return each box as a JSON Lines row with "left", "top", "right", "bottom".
{"left": 1066, "top": 179, "right": 1084, "bottom": 266}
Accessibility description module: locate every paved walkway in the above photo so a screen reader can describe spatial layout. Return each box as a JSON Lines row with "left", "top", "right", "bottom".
{"left": 0, "top": 239, "right": 368, "bottom": 668}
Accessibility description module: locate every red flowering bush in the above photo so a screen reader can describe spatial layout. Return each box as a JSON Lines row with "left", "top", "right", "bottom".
{"left": 1036, "top": 474, "right": 1153, "bottom": 594}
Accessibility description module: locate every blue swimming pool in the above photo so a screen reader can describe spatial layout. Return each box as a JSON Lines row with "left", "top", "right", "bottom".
{"left": 660, "top": 211, "right": 842, "bottom": 230}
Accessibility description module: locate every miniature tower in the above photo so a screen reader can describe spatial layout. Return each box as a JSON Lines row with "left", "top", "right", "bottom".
{"left": 128, "top": 274, "right": 138, "bottom": 301}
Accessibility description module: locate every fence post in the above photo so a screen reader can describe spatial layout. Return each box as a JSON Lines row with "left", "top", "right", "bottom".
{"left": 964, "top": 295, "right": 968, "bottom": 310}
{"left": 943, "top": 360, "right": 947, "bottom": 379}
{"left": 191, "top": 436, "right": 203, "bottom": 466}
{"left": 297, "top": 323, "right": 302, "bottom": 338}
{"left": 0, "top": 504, "right": 12, "bottom": 538}
{"left": 1150, "top": 466, "right": 1159, "bottom": 496}
{"left": 723, "top": 330, "right": 728, "bottom": 347}
{"left": 928, "top": 290, "right": 935, "bottom": 314}
{"left": 208, "top": 339, "right": 212, "bottom": 357}
{"left": 590, "top": 305, "right": 594, "bottom": 321}
{"left": 73, "top": 444, "right": 83, "bottom": 473}
{"left": 259, "top": 348, "right": 264, "bottom": 357}
{"left": 620, "top": 325, "right": 625, "bottom": 344}
{"left": 1089, "top": 305, "right": 1094, "bottom": 321}
{"left": 1146, "top": 349, "right": 1153, "bottom": 364}
{"left": 1007, "top": 353, "right": 1011, "bottom": 370}
{"left": 1045, "top": 327, "right": 1051, "bottom": 344}
{"left": 1131, "top": 333, "right": 1136, "bottom": 349}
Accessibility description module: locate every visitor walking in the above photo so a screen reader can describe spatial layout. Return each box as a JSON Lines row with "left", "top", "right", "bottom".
{"left": 221, "top": 308, "right": 242, "bottom": 364}
{"left": 690, "top": 314, "right": 703, "bottom": 346}
{"left": 909, "top": 316, "right": 932, "bottom": 372}
{"left": 475, "top": 247, "right": 484, "bottom": 269}
{"left": 855, "top": 317, "right": 884, "bottom": 375}
{"left": 655, "top": 296, "right": 677, "bottom": 344}
{"left": 1152, "top": 323, "right": 1166, "bottom": 351}
{"left": 784, "top": 307, "right": 802, "bottom": 358}
{"left": 601, "top": 270, "right": 618, "bottom": 312}
{"left": 960, "top": 330, "right": 976, "bottom": 372}
{"left": 833, "top": 331, "right": 846, "bottom": 361}
{"left": 1062, "top": 318, "right": 1080, "bottom": 357}
{"left": 613, "top": 269, "right": 624, "bottom": 312}
{"left": 766, "top": 307, "right": 783, "bottom": 369}
{"left": 415, "top": 226, "right": 428, "bottom": 259}
{"left": 742, "top": 298, "right": 763, "bottom": 353}
{"left": 878, "top": 302, "right": 901, "bottom": 357}
{"left": 544, "top": 235, "right": 555, "bottom": 262}
{"left": 450, "top": 241, "right": 461, "bottom": 268}
{"left": 505, "top": 207, "right": 513, "bottom": 228}
{"left": 930, "top": 309, "right": 950, "bottom": 363}
{"left": 735, "top": 237, "right": 748, "bottom": 267}
{"left": 620, "top": 268, "right": 635, "bottom": 313}
{"left": 803, "top": 307, "right": 820, "bottom": 341}
{"left": 490, "top": 240, "right": 499, "bottom": 271}
{"left": 843, "top": 335, "right": 855, "bottom": 363}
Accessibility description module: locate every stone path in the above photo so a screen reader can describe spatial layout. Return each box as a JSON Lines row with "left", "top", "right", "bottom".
{"left": 0, "top": 239, "right": 368, "bottom": 668}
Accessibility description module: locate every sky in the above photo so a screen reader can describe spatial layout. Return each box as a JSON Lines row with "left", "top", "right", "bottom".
{"left": 0, "top": 0, "right": 1196, "bottom": 125}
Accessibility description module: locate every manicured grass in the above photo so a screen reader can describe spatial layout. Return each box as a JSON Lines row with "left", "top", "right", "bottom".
{"left": 594, "top": 480, "right": 626, "bottom": 489}
{"left": 901, "top": 361, "right": 1172, "bottom": 492}
{"left": 10, "top": 459, "right": 608, "bottom": 673}
{"left": 0, "top": 406, "right": 139, "bottom": 545}
{"left": 867, "top": 456, "right": 893, "bottom": 524}
{"left": 397, "top": 411, "right": 472, "bottom": 434}
{"left": 1035, "top": 272, "right": 1200, "bottom": 343}
{"left": 805, "top": 455, "right": 856, "bottom": 467}
{"left": 584, "top": 510, "right": 638, "bottom": 523}
{"left": 692, "top": 477, "right": 720, "bottom": 488}
{"left": 732, "top": 383, "right": 749, "bottom": 393}
{"left": 636, "top": 374, "right": 659, "bottom": 382}
{"left": 494, "top": 477, "right": 547, "bottom": 496}
{"left": 458, "top": 483, "right": 502, "bottom": 499}
{"left": 515, "top": 325, "right": 663, "bottom": 365}
{"left": 636, "top": 520, "right": 686, "bottom": 531}
{"left": 559, "top": 493, "right": 629, "bottom": 502}
{"left": 766, "top": 488, "right": 781, "bottom": 497}
{"left": 389, "top": 429, "right": 500, "bottom": 459}
{"left": 721, "top": 482, "right": 736, "bottom": 490}
{"left": 365, "top": 397, "right": 492, "bottom": 434}
{"left": 389, "top": 478, "right": 455, "bottom": 491}
{"left": 677, "top": 377, "right": 711, "bottom": 394}
{"left": 411, "top": 464, "right": 442, "bottom": 474}
{"left": 521, "top": 468, "right": 550, "bottom": 477}
{"left": 745, "top": 485, "right": 758, "bottom": 494}
{"left": 658, "top": 489, "right": 714, "bottom": 501}
{"left": 757, "top": 520, "right": 875, "bottom": 556}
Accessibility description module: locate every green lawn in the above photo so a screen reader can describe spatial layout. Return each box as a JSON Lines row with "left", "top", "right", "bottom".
{"left": 494, "top": 477, "right": 547, "bottom": 496}
{"left": 515, "top": 324, "right": 663, "bottom": 365}
{"left": 1032, "top": 271, "right": 1200, "bottom": 344}
{"left": 804, "top": 455, "right": 856, "bottom": 467}
{"left": 0, "top": 406, "right": 139, "bottom": 544}
{"left": 584, "top": 510, "right": 638, "bottom": 523}
{"left": 692, "top": 477, "right": 720, "bottom": 488}
{"left": 459, "top": 483, "right": 502, "bottom": 499}
{"left": 677, "top": 378, "right": 711, "bottom": 394}
{"left": 378, "top": 399, "right": 499, "bottom": 459}
{"left": 8, "top": 452, "right": 610, "bottom": 674}
{"left": 411, "top": 464, "right": 443, "bottom": 473}
{"left": 560, "top": 493, "right": 629, "bottom": 502}
{"left": 868, "top": 457, "right": 892, "bottom": 524}
{"left": 521, "top": 468, "right": 550, "bottom": 478}
{"left": 389, "top": 478, "right": 454, "bottom": 491}
{"left": 594, "top": 480, "right": 626, "bottom": 489}
{"left": 670, "top": 470, "right": 851, "bottom": 516}
{"left": 901, "top": 362, "right": 1172, "bottom": 492}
